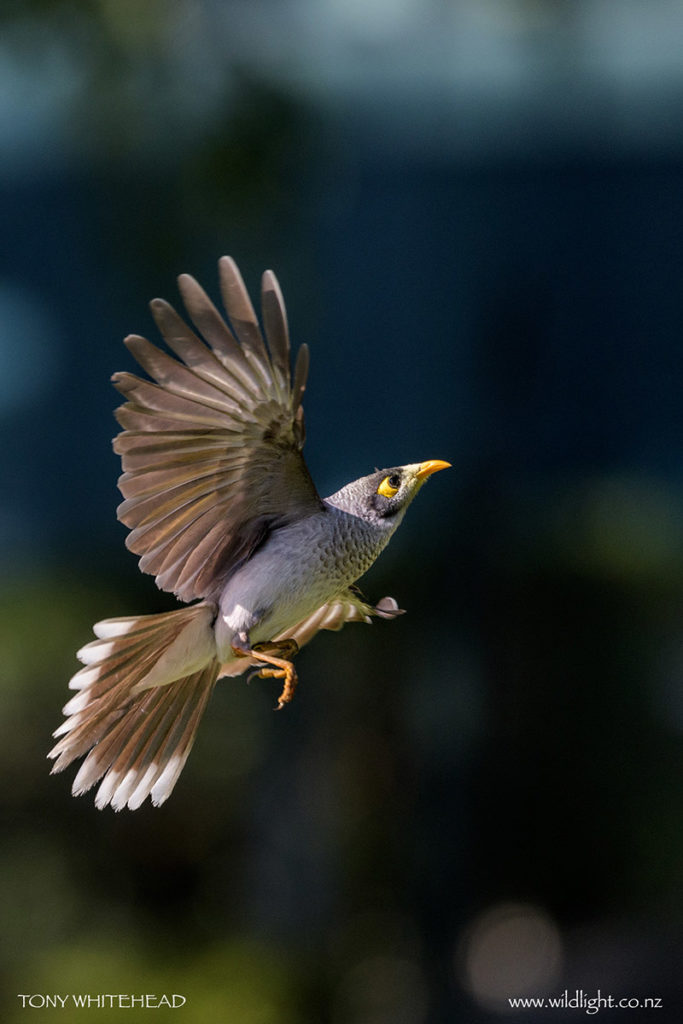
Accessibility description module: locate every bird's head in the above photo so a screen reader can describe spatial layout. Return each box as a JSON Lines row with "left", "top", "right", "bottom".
{"left": 327, "top": 459, "right": 451, "bottom": 529}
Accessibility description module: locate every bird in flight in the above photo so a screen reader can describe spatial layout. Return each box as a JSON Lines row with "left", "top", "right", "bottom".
{"left": 49, "top": 257, "right": 450, "bottom": 810}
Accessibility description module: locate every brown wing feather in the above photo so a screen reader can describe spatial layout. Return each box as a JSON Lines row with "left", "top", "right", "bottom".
{"left": 113, "top": 258, "right": 322, "bottom": 603}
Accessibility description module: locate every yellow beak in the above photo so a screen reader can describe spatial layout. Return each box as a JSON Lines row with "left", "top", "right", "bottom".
{"left": 415, "top": 459, "right": 452, "bottom": 480}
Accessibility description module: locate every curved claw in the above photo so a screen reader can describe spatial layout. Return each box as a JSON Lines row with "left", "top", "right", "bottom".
{"left": 274, "top": 664, "right": 297, "bottom": 710}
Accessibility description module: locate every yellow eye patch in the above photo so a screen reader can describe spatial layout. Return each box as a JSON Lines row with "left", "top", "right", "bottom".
{"left": 377, "top": 474, "right": 400, "bottom": 498}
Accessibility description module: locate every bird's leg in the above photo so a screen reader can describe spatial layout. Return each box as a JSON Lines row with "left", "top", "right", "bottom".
{"left": 252, "top": 638, "right": 299, "bottom": 659}
{"left": 231, "top": 634, "right": 299, "bottom": 710}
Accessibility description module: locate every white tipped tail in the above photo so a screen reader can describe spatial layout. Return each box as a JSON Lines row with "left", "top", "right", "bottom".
{"left": 49, "top": 603, "right": 218, "bottom": 810}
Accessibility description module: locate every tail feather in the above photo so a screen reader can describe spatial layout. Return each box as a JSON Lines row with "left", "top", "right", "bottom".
{"left": 49, "top": 604, "right": 218, "bottom": 810}
{"left": 73, "top": 665, "right": 218, "bottom": 810}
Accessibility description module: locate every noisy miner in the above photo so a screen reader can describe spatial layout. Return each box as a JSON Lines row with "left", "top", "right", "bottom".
{"left": 49, "top": 257, "right": 450, "bottom": 810}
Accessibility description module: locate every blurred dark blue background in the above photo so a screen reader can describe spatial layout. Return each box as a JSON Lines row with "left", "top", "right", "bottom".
{"left": 2, "top": 2, "right": 683, "bottom": 1022}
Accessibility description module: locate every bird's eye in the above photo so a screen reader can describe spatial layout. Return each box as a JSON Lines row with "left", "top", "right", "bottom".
{"left": 377, "top": 474, "right": 401, "bottom": 498}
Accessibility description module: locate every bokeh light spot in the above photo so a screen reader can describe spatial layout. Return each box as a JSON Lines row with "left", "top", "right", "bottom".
{"left": 457, "top": 902, "right": 563, "bottom": 1013}
{"left": 0, "top": 281, "right": 60, "bottom": 414}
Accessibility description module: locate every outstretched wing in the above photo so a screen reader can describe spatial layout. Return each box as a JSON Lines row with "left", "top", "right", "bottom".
{"left": 218, "top": 590, "right": 404, "bottom": 678}
{"left": 280, "top": 591, "right": 404, "bottom": 648}
{"left": 113, "top": 256, "right": 323, "bottom": 602}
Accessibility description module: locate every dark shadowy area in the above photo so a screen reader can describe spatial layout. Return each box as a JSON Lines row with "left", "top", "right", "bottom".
{"left": 2, "top": 2, "right": 683, "bottom": 1022}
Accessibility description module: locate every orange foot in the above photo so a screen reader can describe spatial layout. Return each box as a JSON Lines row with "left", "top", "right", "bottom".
{"left": 232, "top": 637, "right": 299, "bottom": 710}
